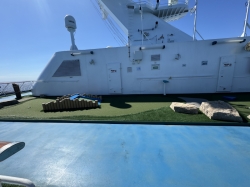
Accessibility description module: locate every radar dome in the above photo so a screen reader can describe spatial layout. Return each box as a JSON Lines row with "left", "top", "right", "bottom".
{"left": 65, "top": 15, "right": 77, "bottom": 30}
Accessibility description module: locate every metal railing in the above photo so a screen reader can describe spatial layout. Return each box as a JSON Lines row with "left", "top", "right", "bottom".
{"left": 130, "top": 0, "right": 189, "bottom": 8}
{"left": 0, "top": 81, "right": 35, "bottom": 96}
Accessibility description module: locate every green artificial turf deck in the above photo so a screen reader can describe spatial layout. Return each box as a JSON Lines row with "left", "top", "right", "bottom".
{"left": 0, "top": 94, "right": 249, "bottom": 122}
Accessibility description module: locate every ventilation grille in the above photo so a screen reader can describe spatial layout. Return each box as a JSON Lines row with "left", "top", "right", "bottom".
{"left": 151, "top": 54, "right": 160, "bottom": 61}
{"left": 127, "top": 67, "right": 132, "bottom": 72}
{"left": 53, "top": 60, "right": 81, "bottom": 77}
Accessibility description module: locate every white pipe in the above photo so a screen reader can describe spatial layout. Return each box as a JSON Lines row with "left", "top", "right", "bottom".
{"left": 140, "top": 45, "right": 165, "bottom": 50}
{"left": 241, "top": 0, "right": 250, "bottom": 37}
{"left": 71, "top": 51, "right": 94, "bottom": 56}
{"left": 0, "top": 175, "right": 35, "bottom": 187}
{"left": 212, "top": 39, "right": 246, "bottom": 45}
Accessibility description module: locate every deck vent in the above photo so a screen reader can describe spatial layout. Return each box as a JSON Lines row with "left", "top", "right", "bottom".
{"left": 151, "top": 54, "right": 160, "bottom": 61}
{"left": 127, "top": 67, "right": 132, "bottom": 72}
{"left": 53, "top": 59, "right": 81, "bottom": 77}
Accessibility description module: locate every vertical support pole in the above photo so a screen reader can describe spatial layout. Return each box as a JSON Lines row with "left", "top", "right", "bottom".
{"left": 241, "top": 0, "right": 250, "bottom": 37}
{"left": 12, "top": 84, "right": 22, "bottom": 100}
{"left": 193, "top": 0, "right": 197, "bottom": 41}
{"left": 140, "top": 5, "right": 144, "bottom": 45}
{"left": 69, "top": 31, "right": 78, "bottom": 50}
{"left": 163, "top": 80, "right": 168, "bottom": 95}
{"left": 155, "top": 0, "right": 160, "bottom": 10}
{"left": 163, "top": 83, "right": 166, "bottom": 95}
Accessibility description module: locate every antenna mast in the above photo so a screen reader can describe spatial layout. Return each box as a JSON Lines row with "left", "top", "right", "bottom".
{"left": 191, "top": 0, "right": 204, "bottom": 40}
{"left": 65, "top": 15, "right": 78, "bottom": 51}
{"left": 241, "top": 0, "right": 250, "bottom": 37}
{"left": 192, "top": 0, "right": 197, "bottom": 40}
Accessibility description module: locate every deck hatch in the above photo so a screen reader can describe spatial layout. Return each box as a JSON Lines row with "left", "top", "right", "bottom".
{"left": 53, "top": 60, "right": 81, "bottom": 77}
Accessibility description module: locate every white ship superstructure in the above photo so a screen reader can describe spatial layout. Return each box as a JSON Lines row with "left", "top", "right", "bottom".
{"left": 32, "top": 0, "right": 250, "bottom": 96}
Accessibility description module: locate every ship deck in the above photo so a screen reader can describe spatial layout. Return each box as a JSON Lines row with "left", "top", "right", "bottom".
{"left": 1, "top": 122, "right": 250, "bottom": 187}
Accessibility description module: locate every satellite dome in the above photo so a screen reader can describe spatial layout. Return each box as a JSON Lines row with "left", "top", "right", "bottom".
{"left": 65, "top": 15, "right": 77, "bottom": 30}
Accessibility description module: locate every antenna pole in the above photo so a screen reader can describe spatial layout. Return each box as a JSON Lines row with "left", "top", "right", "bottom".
{"left": 69, "top": 30, "right": 78, "bottom": 50}
{"left": 193, "top": 0, "right": 197, "bottom": 41}
{"left": 241, "top": 0, "right": 250, "bottom": 37}
{"left": 140, "top": 5, "right": 144, "bottom": 45}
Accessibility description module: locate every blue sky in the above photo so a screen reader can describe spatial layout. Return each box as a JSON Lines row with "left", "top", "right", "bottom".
{"left": 0, "top": 0, "right": 248, "bottom": 82}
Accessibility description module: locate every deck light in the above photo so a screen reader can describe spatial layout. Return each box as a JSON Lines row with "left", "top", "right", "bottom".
{"left": 155, "top": 21, "right": 158, "bottom": 28}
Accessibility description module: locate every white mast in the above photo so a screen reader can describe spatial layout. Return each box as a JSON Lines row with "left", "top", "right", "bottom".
{"left": 192, "top": 0, "right": 197, "bottom": 41}
{"left": 139, "top": 3, "right": 144, "bottom": 45}
{"left": 241, "top": 0, "right": 250, "bottom": 37}
{"left": 65, "top": 15, "right": 78, "bottom": 50}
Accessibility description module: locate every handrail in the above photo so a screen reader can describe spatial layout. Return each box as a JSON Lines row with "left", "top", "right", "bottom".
{"left": 0, "top": 81, "right": 35, "bottom": 96}
{"left": 0, "top": 81, "right": 35, "bottom": 84}
{"left": 130, "top": 0, "right": 188, "bottom": 8}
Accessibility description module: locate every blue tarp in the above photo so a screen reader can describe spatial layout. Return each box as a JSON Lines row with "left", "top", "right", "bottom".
{"left": 70, "top": 94, "right": 102, "bottom": 105}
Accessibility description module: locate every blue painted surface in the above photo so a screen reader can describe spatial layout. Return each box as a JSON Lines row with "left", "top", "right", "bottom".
{"left": 0, "top": 122, "right": 250, "bottom": 187}
{"left": 70, "top": 94, "right": 101, "bottom": 105}
{"left": 69, "top": 94, "right": 79, "bottom": 100}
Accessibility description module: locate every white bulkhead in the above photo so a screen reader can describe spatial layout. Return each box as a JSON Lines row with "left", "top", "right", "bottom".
{"left": 32, "top": 0, "right": 250, "bottom": 96}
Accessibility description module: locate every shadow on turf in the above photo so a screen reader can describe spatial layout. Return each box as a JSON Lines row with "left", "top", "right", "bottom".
{"left": 110, "top": 102, "right": 131, "bottom": 109}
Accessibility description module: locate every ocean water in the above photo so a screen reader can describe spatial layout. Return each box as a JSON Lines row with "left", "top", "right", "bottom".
{"left": 0, "top": 81, "right": 34, "bottom": 96}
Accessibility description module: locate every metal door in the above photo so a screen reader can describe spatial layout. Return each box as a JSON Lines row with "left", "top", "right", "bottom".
{"left": 107, "top": 63, "right": 122, "bottom": 94}
{"left": 217, "top": 56, "right": 235, "bottom": 92}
